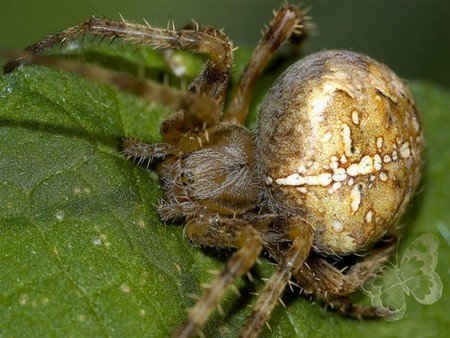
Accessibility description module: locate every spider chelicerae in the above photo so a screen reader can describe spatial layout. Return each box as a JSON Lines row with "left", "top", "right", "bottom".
{"left": 3, "top": 3, "right": 423, "bottom": 338}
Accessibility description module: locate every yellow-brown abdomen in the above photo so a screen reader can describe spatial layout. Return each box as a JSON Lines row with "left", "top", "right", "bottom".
{"left": 257, "top": 50, "right": 424, "bottom": 255}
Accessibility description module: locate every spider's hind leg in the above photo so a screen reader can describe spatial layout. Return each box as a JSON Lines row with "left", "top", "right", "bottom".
{"left": 295, "top": 236, "right": 397, "bottom": 318}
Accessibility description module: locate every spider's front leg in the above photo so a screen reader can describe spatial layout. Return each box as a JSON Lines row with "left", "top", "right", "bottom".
{"left": 225, "top": 4, "right": 307, "bottom": 124}
{"left": 3, "top": 17, "right": 233, "bottom": 103}
{"left": 240, "top": 215, "right": 314, "bottom": 338}
{"left": 3, "top": 12, "right": 236, "bottom": 143}
{"left": 175, "top": 217, "right": 264, "bottom": 338}
{"left": 1, "top": 49, "right": 222, "bottom": 131}
{"left": 122, "top": 140, "right": 177, "bottom": 165}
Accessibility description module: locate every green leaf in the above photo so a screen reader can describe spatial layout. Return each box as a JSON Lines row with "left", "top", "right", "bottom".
{"left": 1, "top": 45, "right": 449, "bottom": 337}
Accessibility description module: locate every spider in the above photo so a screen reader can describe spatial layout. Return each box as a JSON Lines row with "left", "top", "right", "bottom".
{"left": 3, "top": 3, "right": 424, "bottom": 338}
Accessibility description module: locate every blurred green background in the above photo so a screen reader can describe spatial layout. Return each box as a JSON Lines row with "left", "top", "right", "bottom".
{"left": 1, "top": 0, "right": 449, "bottom": 88}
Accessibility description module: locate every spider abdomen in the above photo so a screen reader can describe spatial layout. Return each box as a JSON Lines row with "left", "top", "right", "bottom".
{"left": 257, "top": 50, "right": 424, "bottom": 255}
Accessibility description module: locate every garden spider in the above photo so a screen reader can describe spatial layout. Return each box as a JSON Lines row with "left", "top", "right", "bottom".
{"left": 3, "top": 3, "right": 423, "bottom": 338}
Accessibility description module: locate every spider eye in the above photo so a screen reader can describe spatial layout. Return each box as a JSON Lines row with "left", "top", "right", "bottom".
{"left": 181, "top": 171, "right": 194, "bottom": 185}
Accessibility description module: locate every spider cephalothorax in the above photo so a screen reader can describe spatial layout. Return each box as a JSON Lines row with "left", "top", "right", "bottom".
{"left": 3, "top": 3, "right": 423, "bottom": 338}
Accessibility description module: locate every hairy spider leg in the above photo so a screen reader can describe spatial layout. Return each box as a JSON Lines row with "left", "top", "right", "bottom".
{"left": 224, "top": 4, "right": 306, "bottom": 125}
{"left": 175, "top": 219, "right": 264, "bottom": 338}
{"left": 0, "top": 50, "right": 221, "bottom": 143}
{"left": 294, "top": 236, "right": 397, "bottom": 318}
{"left": 3, "top": 16, "right": 233, "bottom": 103}
{"left": 3, "top": 16, "right": 236, "bottom": 145}
{"left": 122, "top": 140, "right": 177, "bottom": 164}
{"left": 240, "top": 219, "right": 313, "bottom": 338}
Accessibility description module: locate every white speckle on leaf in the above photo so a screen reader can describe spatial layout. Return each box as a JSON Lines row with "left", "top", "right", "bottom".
{"left": 0, "top": 84, "right": 12, "bottom": 98}
{"left": 19, "top": 294, "right": 28, "bottom": 305}
{"left": 171, "top": 54, "right": 188, "bottom": 77}
{"left": 120, "top": 283, "right": 131, "bottom": 293}
{"left": 138, "top": 219, "right": 147, "bottom": 229}
{"left": 93, "top": 234, "right": 111, "bottom": 247}
{"left": 65, "top": 41, "right": 81, "bottom": 50}
{"left": 56, "top": 211, "right": 64, "bottom": 221}
{"left": 74, "top": 187, "right": 91, "bottom": 195}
